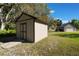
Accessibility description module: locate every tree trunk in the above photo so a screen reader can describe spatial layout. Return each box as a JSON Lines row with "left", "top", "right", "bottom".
{"left": 0, "top": 8, "right": 13, "bottom": 30}
{"left": 0, "top": 19, "right": 5, "bottom": 30}
{"left": 5, "top": 8, "right": 13, "bottom": 21}
{"left": 1, "top": 22, "right": 5, "bottom": 30}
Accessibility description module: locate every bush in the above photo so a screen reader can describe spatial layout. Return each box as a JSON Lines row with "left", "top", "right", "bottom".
{"left": 0, "top": 30, "right": 16, "bottom": 39}
{"left": 5, "top": 22, "right": 16, "bottom": 30}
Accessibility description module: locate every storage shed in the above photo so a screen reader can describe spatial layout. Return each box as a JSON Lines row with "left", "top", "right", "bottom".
{"left": 16, "top": 12, "right": 48, "bottom": 43}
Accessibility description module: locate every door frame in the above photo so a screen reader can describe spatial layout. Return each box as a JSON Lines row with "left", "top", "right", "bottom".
{"left": 20, "top": 22, "right": 27, "bottom": 41}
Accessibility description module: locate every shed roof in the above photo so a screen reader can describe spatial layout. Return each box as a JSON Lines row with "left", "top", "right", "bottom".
{"left": 15, "top": 12, "right": 48, "bottom": 25}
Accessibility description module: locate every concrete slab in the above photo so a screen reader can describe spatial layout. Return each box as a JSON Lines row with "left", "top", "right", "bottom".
{"left": 1, "top": 42, "right": 21, "bottom": 49}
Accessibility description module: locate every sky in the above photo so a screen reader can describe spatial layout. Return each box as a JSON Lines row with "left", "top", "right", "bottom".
{"left": 48, "top": 3, "right": 79, "bottom": 23}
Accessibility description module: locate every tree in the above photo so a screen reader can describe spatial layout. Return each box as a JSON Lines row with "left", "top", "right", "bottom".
{"left": 19, "top": 3, "right": 49, "bottom": 23}
{"left": 48, "top": 17, "right": 62, "bottom": 31}
{"left": 0, "top": 3, "right": 49, "bottom": 30}
{"left": 71, "top": 19, "right": 79, "bottom": 29}
{"left": 48, "top": 17, "right": 62, "bottom": 30}
{"left": 0, "top": 3, "right": 21, "bottom": 30}
{"left": 56, "top": 19, "right": 62, "bottom": 26}
{"left": 56, "top": 19, "right": 62, "bottom": 31}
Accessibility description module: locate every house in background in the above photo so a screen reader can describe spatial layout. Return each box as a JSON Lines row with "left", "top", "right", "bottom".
{"left": 16, "top": 12, "right": 48, "bottom": 43}
{"left": 59, "top": 23, "right": 77, "bottom": 32}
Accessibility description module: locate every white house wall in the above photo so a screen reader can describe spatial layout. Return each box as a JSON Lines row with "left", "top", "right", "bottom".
{"left": 64, "top": 24, "right": 76, "bottom": 32}
{"left": 35, "top": 22, "right": 48, "bottom": 42}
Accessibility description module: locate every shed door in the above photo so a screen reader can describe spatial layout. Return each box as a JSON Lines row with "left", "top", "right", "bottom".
{"left": 20, "top": 23, "right": 27, "bottom": 40}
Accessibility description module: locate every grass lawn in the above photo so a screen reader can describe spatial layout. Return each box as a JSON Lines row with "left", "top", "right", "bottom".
{"left": 0, "top": 31, "right": 79, "bottom": 56}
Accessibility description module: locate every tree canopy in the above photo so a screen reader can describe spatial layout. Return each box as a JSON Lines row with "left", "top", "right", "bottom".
{"left": 48, "top": 17, "right": 62, "bottom": 31}
{"left": 18, "top": 3, "right": 49, "bottom": 23}
{"left": 71, "top": 19, "right": 79, "bottom": 29}
{"left": 0, "top": 3, "right": 50, "bottom": 30}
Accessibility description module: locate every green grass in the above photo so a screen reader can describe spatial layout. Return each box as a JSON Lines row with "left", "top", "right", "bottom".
{"left": 48, "top": 32, "right": 79, "bottom": 55}
{"left": 0, "top": 31, "right": 79, "bottom": 56}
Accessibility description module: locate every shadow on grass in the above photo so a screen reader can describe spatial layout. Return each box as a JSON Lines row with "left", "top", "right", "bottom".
{"left": 54, "top": 33, "right": 79, "bottom": 38}
{"left": 0, "top": 33, "right": 33, "bottom": 43}
{"left": 0, "top": 33, "right": 19, "bottom": 43}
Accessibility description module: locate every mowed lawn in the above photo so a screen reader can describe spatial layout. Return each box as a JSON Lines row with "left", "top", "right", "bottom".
{"left": 0, "top": 31, "right": 79, "bottom": 56}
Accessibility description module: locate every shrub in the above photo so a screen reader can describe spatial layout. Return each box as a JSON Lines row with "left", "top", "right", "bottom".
{"left": 5, "top": 22, "right": 16, "bottom": 30}
{"left": 0, "top": 30, "right": 16, "bottom": 39}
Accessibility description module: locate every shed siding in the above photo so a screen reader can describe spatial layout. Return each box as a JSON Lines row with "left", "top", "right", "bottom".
{"left": 26, "top": 20, "right": 34, "bottom": 42}
{"left": 16, "top": 20, "right": 34, "bottom": 42}
{"left": 17, "top": 14, "right": 32, "bottom": 21}
{"left": 16, "top": 12, "right": 48, "bottom": 43}
{"left": 35, "top": 22, "right": 48, "bottom": 42}
{"left": 16, "top": 22, "right": 20, "bottom": 39}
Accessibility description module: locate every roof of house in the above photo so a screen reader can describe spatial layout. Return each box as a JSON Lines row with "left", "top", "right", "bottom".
{"left": 15, "top": 12, "right": 48, "bottom": 25}
{"left": 60, "top": 23, "right": 76, "bottom": 29}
